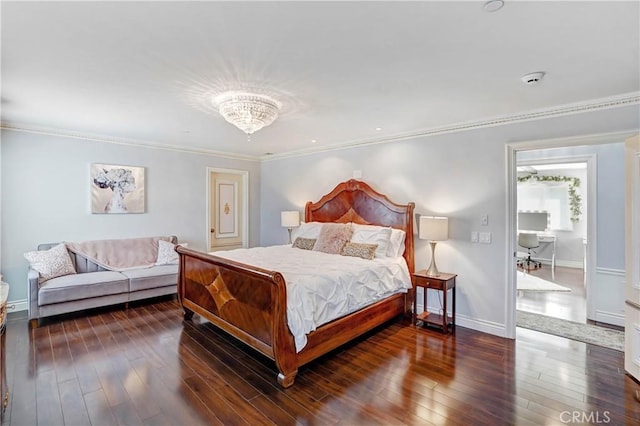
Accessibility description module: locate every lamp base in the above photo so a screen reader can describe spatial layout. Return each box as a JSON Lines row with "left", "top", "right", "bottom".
{"left": 287, "top": 228, "right": 293, "bottom": 244}
{"left": 426, "top": 241, "right": 440, "bottom": 277}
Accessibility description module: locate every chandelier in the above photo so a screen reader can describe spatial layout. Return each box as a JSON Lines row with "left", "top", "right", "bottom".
{"left": 213, "top": 91, "right": 282, "bottom": 135}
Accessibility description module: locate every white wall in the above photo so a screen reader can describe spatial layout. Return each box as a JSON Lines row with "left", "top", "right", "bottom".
{"left": 260, "top": 105, "right": 639, "bottom": 337}
{"left": 1, "top": 130, "right": 261, "bottom": 305}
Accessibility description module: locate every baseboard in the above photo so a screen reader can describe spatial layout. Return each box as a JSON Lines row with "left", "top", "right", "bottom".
{"left": 455, "top": 314, "right": 509, "bottom": 338}
{"left": 555, "top": 260, "right": 584, "bottom": 269}
{"left": 594, "top": 310, "right": 624, "bottom": 327}
{"left": 532, "top": 258, "right": 584, "bottom": 269}
{"left": 7, "top": 298, "right": 27, "bottom": 312}
{"left": 416, "top": 302, "right": 508, "bottom": 338}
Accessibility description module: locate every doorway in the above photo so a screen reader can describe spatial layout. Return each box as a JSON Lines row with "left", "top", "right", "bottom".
{"left": 506, "top": 131, "right": 630, "bottom": 339}
{"left": 515, "top": 157, "right": 591, "bottom": 324}
{"left": 206, "top": 167, "right": 249, "bottom": 252}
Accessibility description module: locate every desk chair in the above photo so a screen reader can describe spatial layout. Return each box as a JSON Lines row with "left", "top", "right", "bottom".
{"left": 517, "top": 233, "right": 542, "bottom": 271}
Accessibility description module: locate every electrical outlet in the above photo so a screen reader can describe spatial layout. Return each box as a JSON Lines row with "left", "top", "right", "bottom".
{"left": 479, "top": 232, "right": 491, "bottom": 244}
{"left": 471, "top": 231, "right": 479, "bottom": 243}
{"left": 481, "top": 215, "right": 488, "bottom": 226}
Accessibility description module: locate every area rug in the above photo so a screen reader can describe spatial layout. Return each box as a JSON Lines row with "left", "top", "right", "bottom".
{"left": 517, "top": 273, "right": 571, "bottom": 292}
{"left": 517, "top": 310, "right": 624, "bottom": 352}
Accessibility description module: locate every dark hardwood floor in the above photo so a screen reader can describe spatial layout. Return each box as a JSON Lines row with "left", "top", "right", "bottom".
{"left": 3, "top": 298, "right": 640, "bottom": 425}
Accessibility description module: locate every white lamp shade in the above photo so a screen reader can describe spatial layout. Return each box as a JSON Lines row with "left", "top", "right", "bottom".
{"left": 419, "top": 216, "right": 449, "bottom": 241}
{"left": 281, "top": 211, "right": 300, "bottom": 228}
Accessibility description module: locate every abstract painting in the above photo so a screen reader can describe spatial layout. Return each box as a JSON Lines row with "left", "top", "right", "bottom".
{"left": 91, "top": 163, "right": 145, "bottom": 214}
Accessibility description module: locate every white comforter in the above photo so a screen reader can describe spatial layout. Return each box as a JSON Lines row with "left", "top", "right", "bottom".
{"left": 212, "top": 245, "right": 412, "bottom": 352}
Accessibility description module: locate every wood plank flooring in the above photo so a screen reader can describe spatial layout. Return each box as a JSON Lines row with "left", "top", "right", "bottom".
{"left": 3, "top": 298, "right": 640, "bottom": 425}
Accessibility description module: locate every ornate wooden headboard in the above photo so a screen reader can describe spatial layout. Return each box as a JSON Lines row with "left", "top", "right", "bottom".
{"left": 305, "top": 179, "right": 415, "bottom": 273}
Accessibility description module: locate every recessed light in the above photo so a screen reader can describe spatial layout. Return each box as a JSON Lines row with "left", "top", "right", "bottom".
{"left": 483, "top": 0, "right": 504, "bottom": 13}
{"left": 375, "top": 127, "right": 382, "bottom": 131}
{"left": 311, "top": 139, "right": 317, "bottom": 143}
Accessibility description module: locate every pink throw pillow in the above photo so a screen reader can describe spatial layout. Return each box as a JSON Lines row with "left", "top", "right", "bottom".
{"left": 312, "top": 223, "right": 353, "bottom": 254}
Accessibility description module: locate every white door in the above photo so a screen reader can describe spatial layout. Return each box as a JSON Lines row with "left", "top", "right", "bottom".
{"left": 624, "top": 134, "right": 640, "bottom": 381}
{"left": 207, "top": 169, "right": 248, "bottom": 252}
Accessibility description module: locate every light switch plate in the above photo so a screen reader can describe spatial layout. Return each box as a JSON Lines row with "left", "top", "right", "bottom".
{"left": 471, "top": 231, "right": 479, "bottom": 243}
{"left": 479, "top": 232, "right": 491, "bottom": 244}
{"left": 481, "top": 215, "right": 489, "bottom": 226}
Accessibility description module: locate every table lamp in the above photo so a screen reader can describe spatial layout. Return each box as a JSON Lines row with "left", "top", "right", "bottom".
{"left": 281, "top": 211, "right": 300, "bottom": 244}
{"left": 419, "top": 216, "right": 449, "bottom": 277}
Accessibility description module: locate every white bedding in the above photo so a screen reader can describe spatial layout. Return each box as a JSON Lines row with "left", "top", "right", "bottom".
{"left": 212, "top": 245, "right": 412, "bottom": 352}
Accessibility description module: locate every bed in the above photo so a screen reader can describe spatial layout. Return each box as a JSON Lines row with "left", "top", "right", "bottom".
{"left": 176, "top": 179, "right": 415, "bottom": 387}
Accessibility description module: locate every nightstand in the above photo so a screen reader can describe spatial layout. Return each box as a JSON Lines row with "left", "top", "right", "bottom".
{"left": 412, "top": 270, "right": 456, "bottom": 333}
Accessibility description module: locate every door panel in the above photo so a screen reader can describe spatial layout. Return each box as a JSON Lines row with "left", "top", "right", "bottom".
{"left": 209, "top": 172, "right": 243, "bottom": 252}
{"left": 625, "top": 134, "right": 640, "bottom": 381}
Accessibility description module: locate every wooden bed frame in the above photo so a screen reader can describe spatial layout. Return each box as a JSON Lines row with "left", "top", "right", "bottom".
{"left": 176, "top": 179, "right": 415, "bottom": 387}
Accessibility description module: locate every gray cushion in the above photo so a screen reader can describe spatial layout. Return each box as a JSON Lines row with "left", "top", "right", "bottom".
{"left": 120, "top": 265, "right": 178, "bottom": 292}
{"left": 38, "top": 271, "right": 128, "bottom": 306}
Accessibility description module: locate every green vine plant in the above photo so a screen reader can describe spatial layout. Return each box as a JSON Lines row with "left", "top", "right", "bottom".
{"left": 517, "top": 175, "right": 582, "bottom": 223}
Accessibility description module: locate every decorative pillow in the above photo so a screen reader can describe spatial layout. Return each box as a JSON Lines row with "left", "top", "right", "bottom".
{"left": 312, "top": 223, "right": 353, "bottom": 255}
{"left": 341, "top": 242, "right": 378, "bottom": 260}
{"left": 24, "top": 243, "right": 76, "bottom": 283}
{"left": 350, "top": 223, "right": 392, "bottom": 258}
{"left": 387, "top": 228, "right": 407, "bottom": 258}
{"left": 292, "top": 237, "right": 316, "bottom": 250}
{"left": 291, "top": 221, "right": 324, "bottom": 241}
{"left": 155, "top": 240, "right": 187, "bottom": 265}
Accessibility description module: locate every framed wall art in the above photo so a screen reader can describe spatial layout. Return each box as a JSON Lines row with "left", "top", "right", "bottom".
{"left": 91, "top": 163, "right": 145, "bottom": 214}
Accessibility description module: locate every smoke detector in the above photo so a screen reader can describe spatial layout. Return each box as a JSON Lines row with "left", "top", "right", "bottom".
{"left": 521, "top": 72, "right": 545, "bottom": 85}
{"left": 483, "top": 0, "right": 505, "bottom": 13}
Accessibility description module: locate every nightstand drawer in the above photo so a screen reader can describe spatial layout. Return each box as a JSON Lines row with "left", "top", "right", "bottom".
{"left": 413, "top": 276, "right": 443, "bottom": 289}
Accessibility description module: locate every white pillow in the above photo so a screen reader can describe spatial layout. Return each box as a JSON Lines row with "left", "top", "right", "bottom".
{"left": 350, "top": 223, "right": 392, "bottom": 258}
{"left": 387, "top": 228, "right": 406, "bottom": 258}
{"left": 156, "top": 240, "right": 187, "bottom": 265}
{"left": 291, "top": 221, "right": 324, "bottom": 241}
{"left": 24, "top": 243, "right": 76, "bottom": 283}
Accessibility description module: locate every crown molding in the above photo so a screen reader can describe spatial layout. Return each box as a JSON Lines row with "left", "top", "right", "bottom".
{"left": 509, "top": 129, "right": 638, "bottom": 151}
{"left": 0, "top": 123, "right": 262, "bottom": 162}
{"left": 261, "top": 92, "right": 640, "bottom": 161}
{"left": 2, "top": 92, "right": 638, "bottom": 163}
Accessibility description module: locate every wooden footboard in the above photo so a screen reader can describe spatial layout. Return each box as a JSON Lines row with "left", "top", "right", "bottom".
{"left": 176, "top": 246, "right": 299, "bottom": 386}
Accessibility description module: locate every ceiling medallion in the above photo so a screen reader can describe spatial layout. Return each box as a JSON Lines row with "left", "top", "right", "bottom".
{"left": 213, "top": 91, "right": 282, "bottom": 136}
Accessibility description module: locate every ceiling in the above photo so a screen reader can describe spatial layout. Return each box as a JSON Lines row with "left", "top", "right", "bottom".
{"left": 2, "top": 1, "right": 639, "bottom": 160}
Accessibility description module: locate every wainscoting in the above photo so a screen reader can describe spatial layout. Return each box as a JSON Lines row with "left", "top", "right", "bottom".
{"left": 593, "top": 267, "right": 625, "bottom": 327}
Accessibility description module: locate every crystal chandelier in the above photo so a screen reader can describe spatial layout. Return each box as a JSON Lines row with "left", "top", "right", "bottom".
{"left": 213, "top": 91, "right": 282, "bottom": 135}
